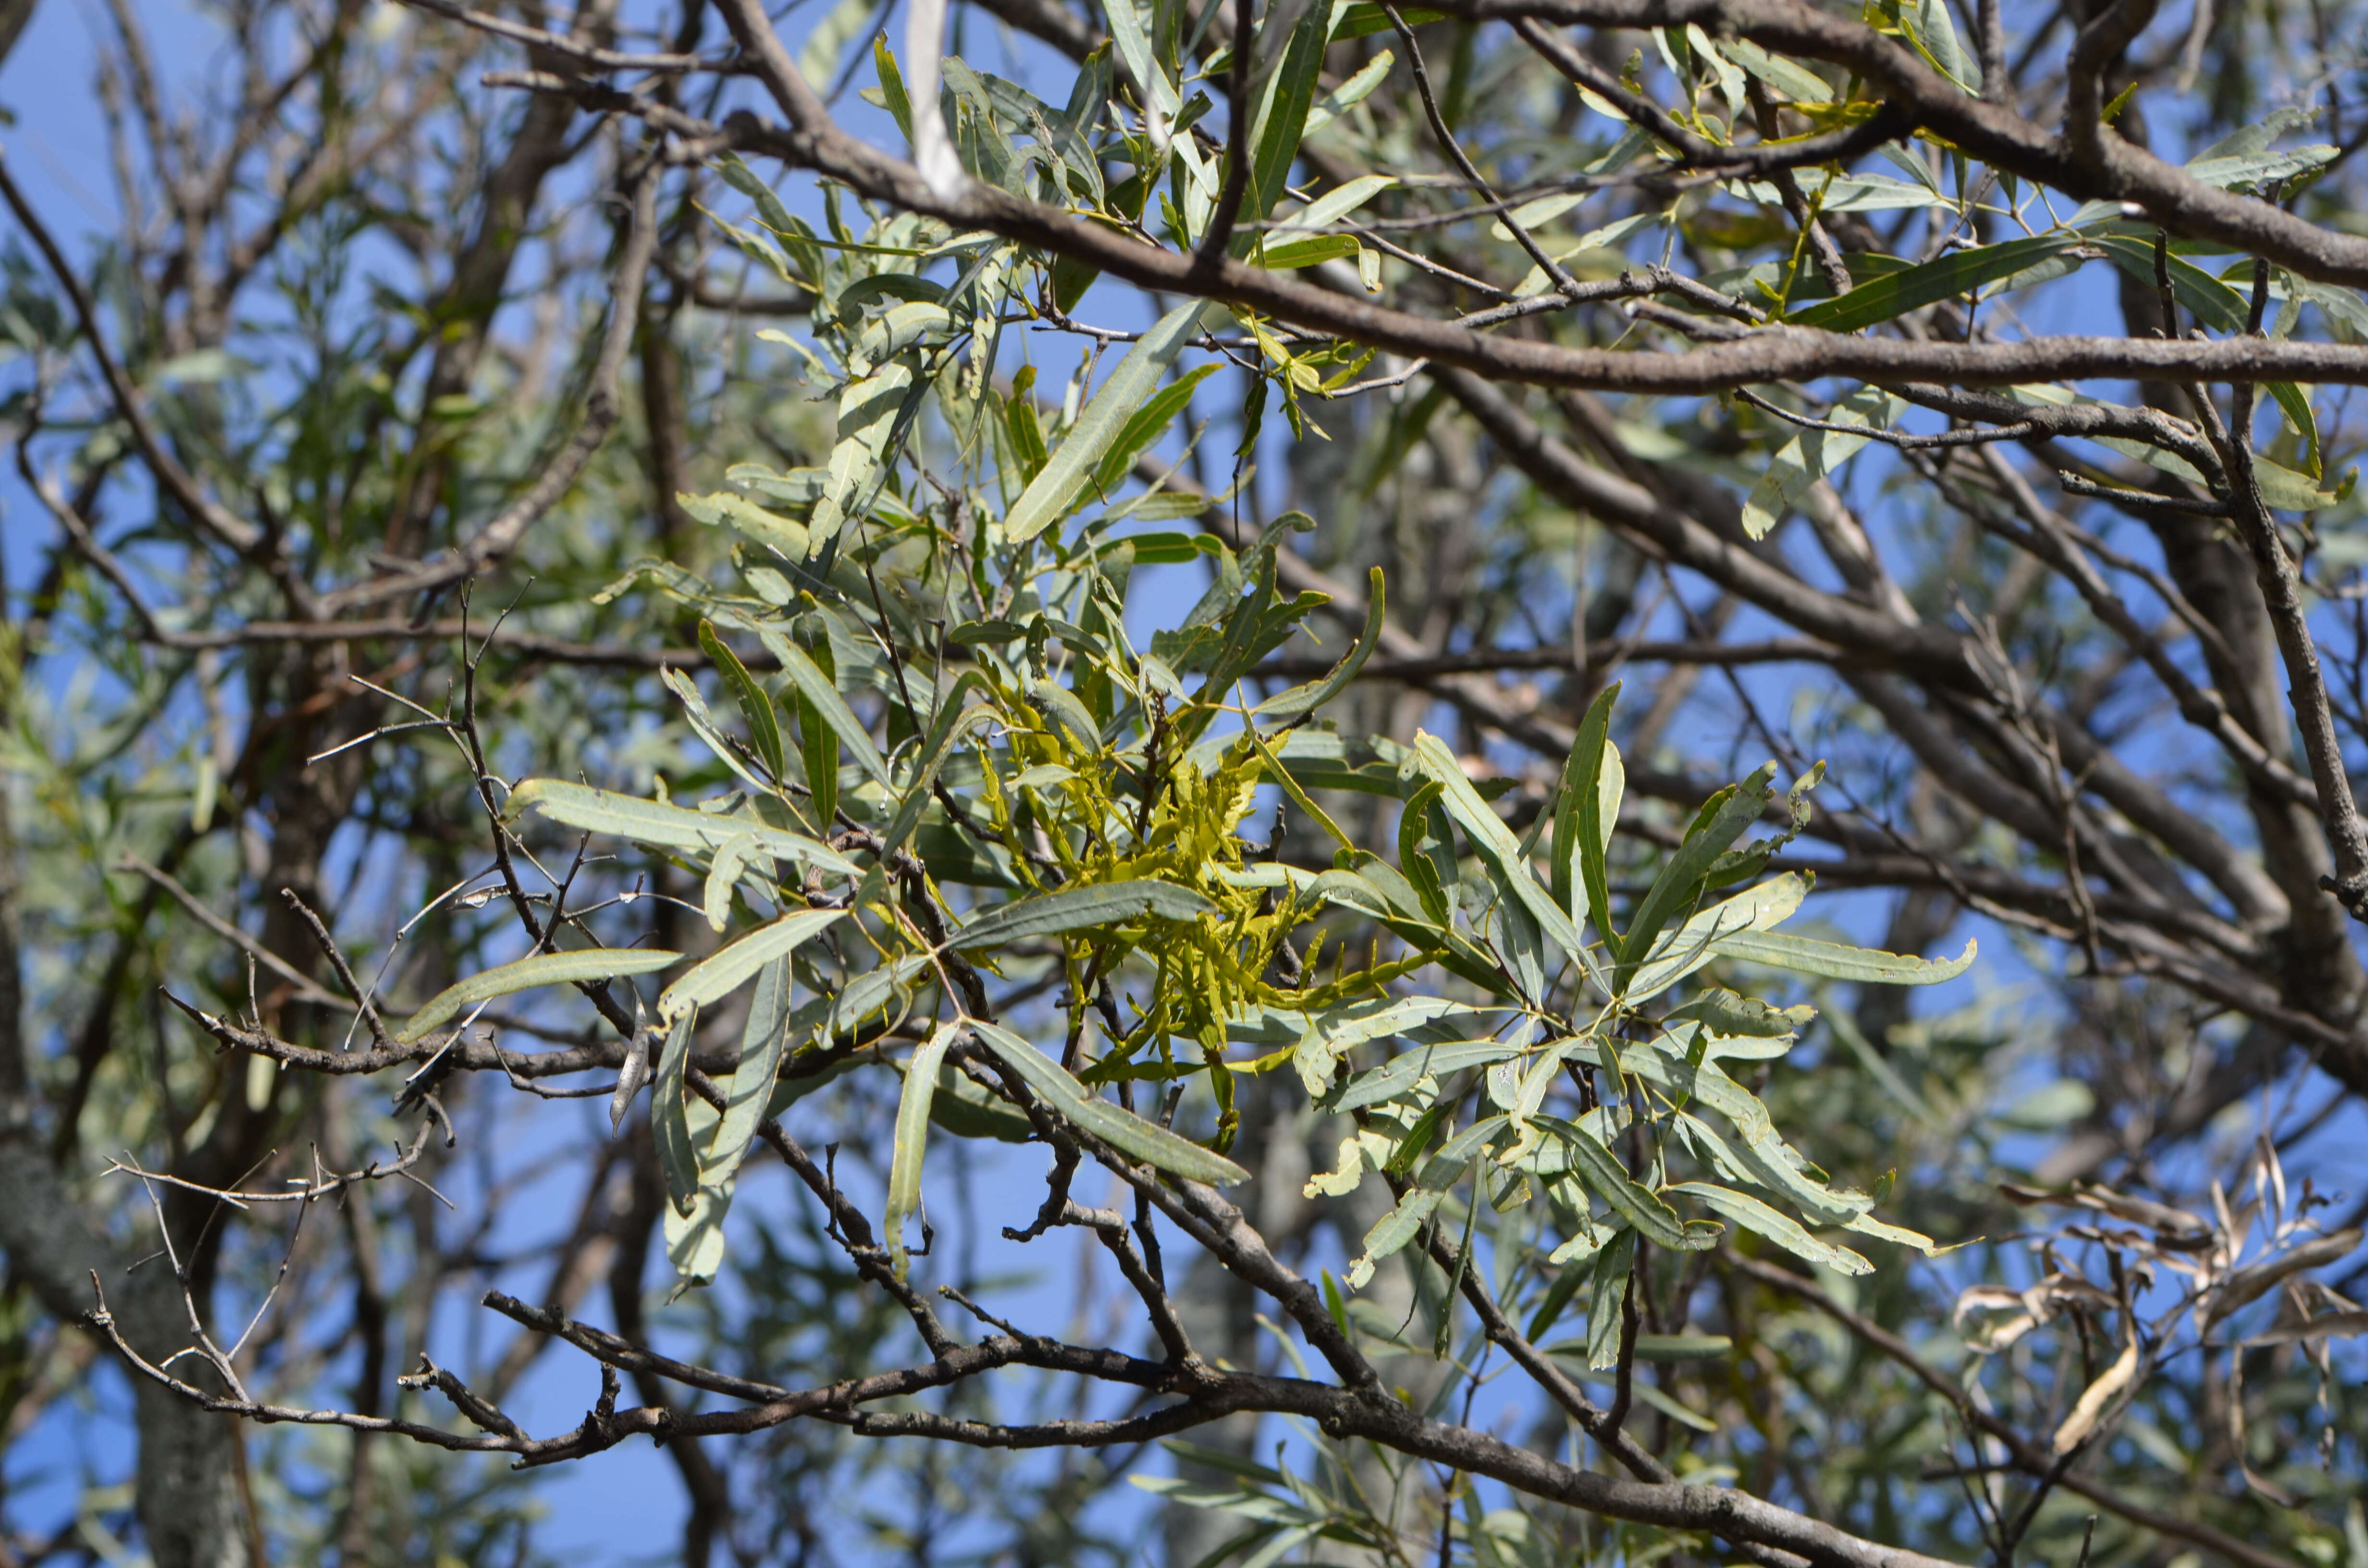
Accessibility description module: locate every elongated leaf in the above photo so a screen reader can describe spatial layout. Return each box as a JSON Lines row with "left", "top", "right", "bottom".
{"left": 1672, "top": 1103, "right": 1871, "bottom": 1225}
{"left": 1251, "top": 235, "right": 1361, "bottom": 270}
{"left": 1711, "top": 930, "right": 1976, "bottom": 984}
{"left": 1905, "top": 0, "right": 1980, "bottom": 91}
{"left": 1788, "top": 235, "right": 2076, "bottom": 332}
{"left": 1091, "top": 364, "right": 1221, "bottom": 497}
{"left": 506, "top": 779, "right": 855, "bottom": 876}
{"left": 1532, "top": 1115, "right": 1704, "bottom": 1250}
{"left": 1554, "top": 683, "right": 1620, "bottom": 941}
{"left": 1006, "top": 300, "right": 1219, "bottom": 541}
{"left": 952, "top": 879, "right": 1216, "bottom": 949}
{"left": 1586, "top": 1226, "right": 1635, "bottom": 1368}
{"left": 653, "top": 1006, "right": 702, "bottom": 1217}
{"left": 886, "top": 1022, "right": 961, "bottom": 1276}
{"left": 1412, "top": 732, "right": 1582, "bottom": 957}
{"left": 777, "top": 641, "right": 891, "bottom": 785}
{"left": 1239, "top": 0, "right": 1332, "bottom": 251}
{"left": 1332, "top": 1037, "right": 1521, "bottom": 1113}
{"left": 968, "top": 1020, "right": 1247, "bottom": 1184}
{"left": 662, "top": 665, "right": 776, "bottom": 796}
{"left": 664, "top": 1176, "right": 733, "bottom": 1289}
{"left": 1277, "top": 174, "right": 1397, "bottom": 235}
{"left": 1617, "top": 767, "right": 1774, "bottom": 976}
{"left": 882, "top": 672, "right": 995, "bottom": 854}
{"left": 396, "top": 947, "right": 679, "bottom": 1044}
{"left": 1625, "top": 871, "right": 1808, "bottom": 1003}
{"left": 659, "top": 909, "right": 845, "bottom": 1025}
{"left": 1257, "top": 567, "right": 1386, "bottom": 721}
{"left": 699, "top": 620, "right": 786, "bottom": 783}
{"left": 702, "top": 956, "right": 793, "bottom": 1188}
{"left": 1349, "top": 1186, "right": 1444, "bottom": 1287}
{"left": 1668, "top": 1181, "right": 1871, "bottom": 1274}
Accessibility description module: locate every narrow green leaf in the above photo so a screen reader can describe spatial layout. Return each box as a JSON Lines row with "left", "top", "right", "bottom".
{"left": 653, "top": 1006, "right": 702, "bottom": 1217}
{"left": 951, "top": 880, "right": 1217, "bottom": 949}
{"left": 1251, "top": 234, "right": 1361, "bottom": 270}
{"left": 396, "top": 948, "right": 679, "bottom": 1044}
{"left": 1411, "top": 732, "right": 1583, "bottom": 956}
{"left": 1616, "top": 766, "right": 1775, "bottom": 978}
{"left": 698, "top": 621, "right": 786, "bottom": 784}
{"left": 658, "top": 909, "right": 847, "bottom": 1022}
{"left": 1586, "top": 1227, "right": 1635, "bottom": 1368}
{"left": 506, "top": 779, "right": 855, "bottom": 876}
{"left": 1671, "top": 1102, "right": 1870, "bottom": 1225}
{"left": 1257, "top": 567, "right": 1386, "bottom": 721}
{"left": 701, "top": 956, "right": 794, "bottom": 1188}
{"left": 882, "top": 673, "right": 996, "bottom": 855}
{"left": 1005, "top": 300, "right": 1219, "bottom": 541}
{"left": 1624, "top": 871, "right": 1809, "bottom": 1003}
{"left": 1668, "top": 1181, "right": 1873, "bottom": 1275}
{"left": 968, "top": 1020, "right": 1248, "bottom": 1184}
{"left": 778, "top": 640, "right": 890, "bottom": 786}
{"left": 1091, "top": 363, "right": 1222, "bottom": 497}
{"left": 1711, "top": 929, "right": 1976, "bottom": 984}
{"left": 1239, "top": 0, "right": 1333, "bottom": 252}
{"left": 1532, "top": 1115, "right": 1705, "bottom": 1250}
{"left": 886, "top": 1022, "right": 962, "bottom": 1276}
{"left": 1557, "top": 683, "right": 1621, "bottom": 942}
{"left": 1787, "top": 235, "right": 2075, "bottom": 332}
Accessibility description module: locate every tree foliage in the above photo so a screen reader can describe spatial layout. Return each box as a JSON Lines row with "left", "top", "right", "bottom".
{"left": 3, "top": 0, "right": 2367, "bottom": 1563}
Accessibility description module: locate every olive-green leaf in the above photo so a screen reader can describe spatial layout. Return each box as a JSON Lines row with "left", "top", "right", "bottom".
{"left": 1005, "top": 299, "right": 1219, "bottom": 542}
{"left": 700, "top": 956, "right": 794, "bottom": 1190}
{"left": 506, "top": 779, "right": 855, "bottom": 876}
{"left": 1710, "top": 930, "right": 1976, "bottom": 984}
{"left": 1411, "top": 731, "right": 1582, "bottom": 956}
{"left": 653, "top": 1005, "right": 703, "bottom": 1218}
{"left": 395, "top": 947, "right": 680, "bottom": 1044}
{"left": 659, "top": 911, "right": 845, "bottom": 1024}
{"left": 886, "top": 1022, "right": 962, "bottom": 1276}
{"left": 698, "top": 620, "right": 787, "bottom": 784}
{"left": 1670, "top": 1181, "right": 1872, "bottom": 1274}
{"left": 1532, "top": 1115, "right": 1706, "bottom": 1250}
{"left": 1257, "top": 567, "right": 1385, "bottom": 721}
{"left": 951, "top": 880, "right": 1217, "bottom": 949}
{"left": 968, "top": 1020, "right": 1247, "bottom": 1184}
{"left": 1616, "top": 766, "right": 1774, "bottom": 977}
{"left": 777, "top": 642, "right": 891, "bottom": 786}
{"left": 1788, "top": 235, "right": 2075, "bottom": 332}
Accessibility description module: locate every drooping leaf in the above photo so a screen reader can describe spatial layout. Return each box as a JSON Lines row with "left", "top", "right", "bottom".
{"left": 1710, "top": 930, "right": 1976, "bottom": 984}
{"left": 653, "top": 1005, "right": 703, "bottom": 1218}
{"left": 1411, "top": 732, "right": 1583, "bottom": 958}
{"left": 1787, "top": 235, "right": 2078, "bottom": 332}
{"left": 886, "top": 1022, "right": 962, "bottom": 1276}
{"left": 701, "top": 956, "right": 794, "bottom": 1188}
{"left": 1530, "top": 1115, "right": 1706, "bottom": 1250}
{"left": 1585, "top": 1226, "right": 1635, "bottom": 1369}
{"left": 1668, "top": 1181, "right": 1872, "bottom": 1274}
{"left": 658, "top": 909, "right": 846, "bottom": 1022}
{"left": 1616, "top": 766, "right": 1775, "bottom": 978}
{"left": 396, "top": 948, "right": 680, "bottom": 1044}
{"left": 967, "top": 1021, "right": 1248, "bottom": 1184}
{"left": 1257, "top": 567, "right": 1385, "bottom": 721}
{"left": 777, "top": 640, "right": 892, "bottom": 786}
{"left": 951, "top": 880, "right": 1217, "bottom": 949}
{"left": 881, "top": 672, "right": 995, "bottom": 854}
{"left": 1005, "top": 300, "right": 1221, "bottom": 541}
{"left": 505, "top": 780, "right": 855, "bottom": 875}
